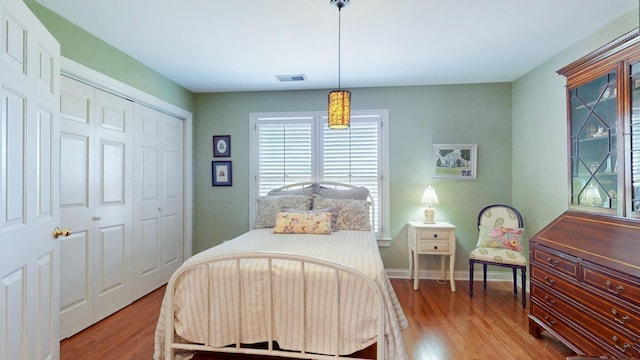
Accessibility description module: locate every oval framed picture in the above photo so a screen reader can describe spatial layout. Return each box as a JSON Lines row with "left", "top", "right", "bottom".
{"left": 213, "top": 135, "right": 231, "bottom": 157}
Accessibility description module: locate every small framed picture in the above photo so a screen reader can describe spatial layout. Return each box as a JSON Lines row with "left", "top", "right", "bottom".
{"left": 213, "top": 135, "right": 231, "bottom": 157}
{"left": 212, "top": 161, "right": 232, "bottom": 186}
{"left": 432, "top": 144, "right": 477, "bottom": 180}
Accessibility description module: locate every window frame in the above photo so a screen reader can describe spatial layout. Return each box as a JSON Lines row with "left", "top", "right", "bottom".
{"left": 248, "top": 109, "right": 391, "bottom": 245}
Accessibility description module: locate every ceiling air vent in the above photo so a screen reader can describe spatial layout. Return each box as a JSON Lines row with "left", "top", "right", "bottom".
{"left": 276, "top": 74, "right": 306, "bottom": 82}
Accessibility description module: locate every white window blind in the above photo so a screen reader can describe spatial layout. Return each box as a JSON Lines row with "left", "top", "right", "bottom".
{"left": 321, "top": 116, "right": 380, "bottom": 231}
{"left": 250, "top": 110, "right": 390, "bottom": 242}
{"left": 257, "top": 118, "right": 313, "bottom": 194}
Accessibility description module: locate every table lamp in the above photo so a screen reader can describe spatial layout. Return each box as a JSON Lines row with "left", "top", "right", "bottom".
{"left": 421, "top": 185, "right": 439, "bottom": 224}
{"left": 581, "top": 182, "right": 602, "bottom": 206}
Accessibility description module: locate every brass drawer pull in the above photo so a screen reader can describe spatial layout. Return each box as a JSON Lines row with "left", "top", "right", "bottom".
{"left": 605, "top": 280, "right": 625, "bottom": 294}
{"left": 543, "top": 276, "right": 556, "bottom": 287}
{"left": 544, "top": 295, "right": 556, "bottom": 306}
{"left": 546, "top": 257, "right": 559, "bottom": 268}
{"left": 611, "top": 309, "right": 631, "bottom": 325}
{"left": 544, "top": 315, "right": 556, "bottom": 326}
{"left": 612, "top": 335, "right": 631, "bottom": 353}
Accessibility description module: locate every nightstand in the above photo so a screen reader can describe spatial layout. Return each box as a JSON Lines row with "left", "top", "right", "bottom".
{"left": 408, "top": 221, "right": 456, "bottom": 291}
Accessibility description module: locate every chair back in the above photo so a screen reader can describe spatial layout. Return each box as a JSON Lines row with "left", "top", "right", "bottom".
{"left": 477, "top": 204, "right": 523, "bottom": 228}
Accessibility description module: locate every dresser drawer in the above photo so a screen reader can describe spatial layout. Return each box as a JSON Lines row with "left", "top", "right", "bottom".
{"left": 531, "top": 266, "right": 637, "bottom": 356}
{"left": 418, "top": 240, "right": 449, "bottom": 253}
{"left": 531, "top": 282, "right": 639, "bottom": 357}
{"left": 530, "top": 244, "right": 579, "bottom": 280}
{"left": 531, "top": 264, "right": 574, "bottom": 290}
{"left": 416, "top": 229, "right": 449, "bottom": 241}
{"left": 533, "top": 266, "right": 640, "bottom": 338}
{"left": 530, "top": 302, "right": 606, "bottom": 356}
{"left": 582, "top": 262, "right": 640, "bottom": 309}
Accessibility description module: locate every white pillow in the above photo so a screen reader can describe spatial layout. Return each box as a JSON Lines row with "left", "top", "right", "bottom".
{"left": 312, "top": 195, "right": 371, "bottom": 231}
{"left": 317, "top": 186, "right": 369, "bottom": 200}
{"left": 255, "top": 195, "right": 312, "bottom": 228}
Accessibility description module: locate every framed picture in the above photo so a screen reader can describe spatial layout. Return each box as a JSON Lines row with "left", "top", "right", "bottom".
{"left": 432, "top": 144, "right": 477, "bottom": 180}
{"left": 213, "top": 135, "right": 231, "bottom": 157}
{"left": 212, "top": 161, "right": 232, "bottom": 186}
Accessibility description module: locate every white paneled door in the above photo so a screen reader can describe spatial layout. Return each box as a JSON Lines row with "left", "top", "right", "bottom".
{"left": 132, "top": 104, "right": 183, "bottom": 299}
{"left": 159, "top": 112, "right": 184, "bottom": 281}
{"left": 91, "top": 85, "right": 133, "bottom": 322}
{"left": 59, "top": 76, "right": 134, "bottom": 338}
{"left": 0, "top": 0, "right": 61, "bottom": 359}
{"left": 58, "top": 77, "right": 93, "bottom": 338}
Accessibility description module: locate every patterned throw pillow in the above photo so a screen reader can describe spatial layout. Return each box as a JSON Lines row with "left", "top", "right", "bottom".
{"left": 255, "top": 195, "right": 312, "bottom": 228}
{"left": 272, "top": 211, "right": 333, "bottom": 235}
{"left": 312, "top": 195, "right": 371, "bottom": 231}
{"left": 281, "top": 207, "right": 339, "bottom": 232}
{"left": 476, "top": 225, "right": 524, "bottom": 252}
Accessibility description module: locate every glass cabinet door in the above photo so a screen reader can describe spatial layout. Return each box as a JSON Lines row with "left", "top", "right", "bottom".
{"left": 569, "top": 71, "right": 618, "bottom": 211}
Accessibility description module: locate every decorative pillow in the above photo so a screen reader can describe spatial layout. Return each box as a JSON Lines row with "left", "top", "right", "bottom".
{"left": 476, "top": 225, "right": 524, "bottom": 252}
{"left": 267, "top": 183, "right": 318, "bottom": 197}
{"left": 272, "top": 211, "right": 332, "bottom": 235}
{"left": 312, "top": 195, "right": 371, "bottom": 231}
{"left": 255, "top": 195, "right": 312, "bottom": 228}
{"left": 317, "top": 186, "right": 369, "bottom": 200}
{"left": 281, "top": 207, "right": 338, "bottom": 232}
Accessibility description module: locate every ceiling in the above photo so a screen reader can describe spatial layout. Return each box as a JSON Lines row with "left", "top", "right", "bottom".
{"left": 36, "top": 0, "right": 638, "bottom": 93}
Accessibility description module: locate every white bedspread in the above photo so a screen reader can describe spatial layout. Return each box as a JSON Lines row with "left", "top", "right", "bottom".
{"left": 153, "top": 229, "right": 408, "bottom": 360}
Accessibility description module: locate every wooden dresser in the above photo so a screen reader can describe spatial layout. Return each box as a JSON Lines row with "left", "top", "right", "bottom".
{"left": 528, "top": 211, "right": 640, "bottom": 358}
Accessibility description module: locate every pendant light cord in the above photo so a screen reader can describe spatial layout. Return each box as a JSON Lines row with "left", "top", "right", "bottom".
{"left": 338, "top": 5, "right": 342, "bottom": 90}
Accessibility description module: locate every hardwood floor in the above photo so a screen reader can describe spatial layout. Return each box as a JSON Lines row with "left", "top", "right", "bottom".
{"left": 60, "top": 279, "right": 575, "bottom": 360}
{"left": 397, "top": 279, "right": 573, "bottom": 360}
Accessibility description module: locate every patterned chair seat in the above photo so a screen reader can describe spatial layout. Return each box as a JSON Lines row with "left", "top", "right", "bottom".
{"left": 469, "top": 247, "right": 526, "bottom": 266}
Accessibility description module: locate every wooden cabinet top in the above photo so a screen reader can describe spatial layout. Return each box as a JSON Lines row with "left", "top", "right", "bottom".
{"left": 530, "top": 211, "right": 640, "bottom": 278}
{"left": 558, "top": 28, "right": 640, "bottom": 81}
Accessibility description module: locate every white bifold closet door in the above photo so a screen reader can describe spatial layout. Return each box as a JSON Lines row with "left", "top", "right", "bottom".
{"left": 59, "top": 76, "right": 185, "bottom": 339}
{"left": 59, "top": 76, "right": 134, "bottom": 338}
{"left": 132, "top": 103, "right": 184, "bottom": 300}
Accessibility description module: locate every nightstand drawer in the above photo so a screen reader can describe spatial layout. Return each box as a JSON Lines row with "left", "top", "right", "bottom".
{"left": 417, "top": 229, "right": 450, "bottom": 240}
{"left": 418, "top": 240, "right": 450, "bottom": 253}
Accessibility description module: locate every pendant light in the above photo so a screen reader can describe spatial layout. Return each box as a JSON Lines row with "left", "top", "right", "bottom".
{"left": 328, "top": 0, "right": 350, "bottom": 129}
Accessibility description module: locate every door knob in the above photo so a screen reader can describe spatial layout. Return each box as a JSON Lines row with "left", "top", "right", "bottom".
{"left": 53, "top": 227, "right": 71, "bottom": 239}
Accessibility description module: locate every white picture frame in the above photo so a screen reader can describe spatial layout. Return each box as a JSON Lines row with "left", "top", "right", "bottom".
{"left": 432, "top": 144, "right": 477, "bottom": 180}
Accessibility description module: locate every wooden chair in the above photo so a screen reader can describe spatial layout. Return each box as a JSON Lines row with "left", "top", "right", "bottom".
{"left": 468, "top": 204, "right": 526, "bottom": 308}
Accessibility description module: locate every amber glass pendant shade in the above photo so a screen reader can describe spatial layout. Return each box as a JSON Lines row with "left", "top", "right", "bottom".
{"left": 328, "top": 90, "right": 351, "bottom": 129}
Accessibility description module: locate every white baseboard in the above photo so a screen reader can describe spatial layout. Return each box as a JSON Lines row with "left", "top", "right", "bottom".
{"left": 385, "top": 268, "right": 518, "bottom": 283}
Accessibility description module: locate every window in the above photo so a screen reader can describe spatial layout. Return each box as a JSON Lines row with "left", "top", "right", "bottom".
{"left": 249, "top": 110, "right": 390, "bottom": 242}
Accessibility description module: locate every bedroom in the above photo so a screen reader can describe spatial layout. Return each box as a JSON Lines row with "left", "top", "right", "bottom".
{"left": 2, "top": 0, "right": 640, "bottom": 359}
{"left": 20, "top": 0, "right": 636, "bottom": 272}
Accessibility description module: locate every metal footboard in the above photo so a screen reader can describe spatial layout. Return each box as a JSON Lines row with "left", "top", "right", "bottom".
{"left": 164, "top": 252, "right": 386, "bottom": 360}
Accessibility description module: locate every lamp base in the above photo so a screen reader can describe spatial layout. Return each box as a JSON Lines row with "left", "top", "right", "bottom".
{"left": 424, "top": 208, "right": 436, "bottom": 224}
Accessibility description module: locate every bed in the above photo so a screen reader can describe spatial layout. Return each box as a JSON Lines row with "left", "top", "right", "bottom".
{"left": 153, "top": 182, "right": 408, "bottom": 360}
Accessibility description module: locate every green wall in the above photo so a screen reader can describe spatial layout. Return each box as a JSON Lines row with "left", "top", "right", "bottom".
{"left": 29, "top": 0, "right": 639, "bottom": 273}
{"left": 194, "top": 84, "right": 513, "bottom": 271}
{"left": 512, "top": 10, "right": 638, "bottom": 241}
{"left": 25, "top": 0, "right": 194, "bottom": 112}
